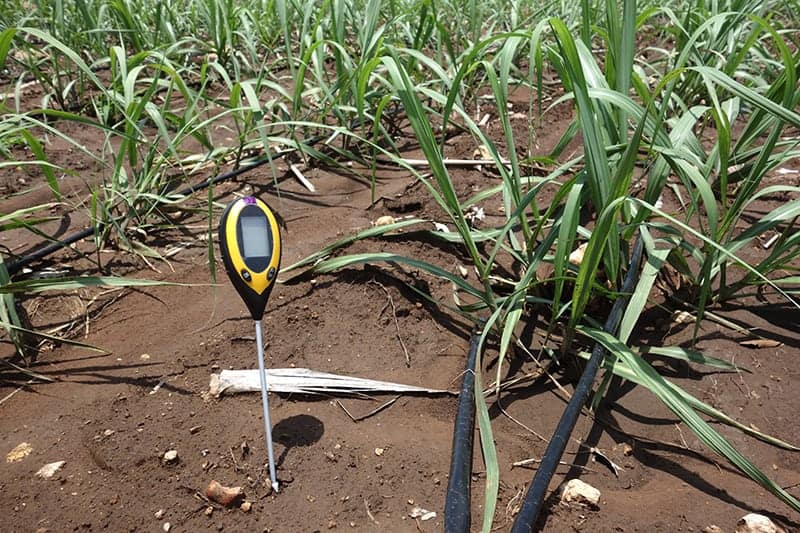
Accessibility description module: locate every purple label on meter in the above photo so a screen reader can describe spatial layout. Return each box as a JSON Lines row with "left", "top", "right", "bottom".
{"left": 243, "top": 197, "right": 256, "bottom": 205}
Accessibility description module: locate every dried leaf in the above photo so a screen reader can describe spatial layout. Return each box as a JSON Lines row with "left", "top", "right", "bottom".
{"left": 739, "top": 339, "right": 783, "bottom": 349}
{"left": 569, "top": 243, "right": 588, "bottom": 266}
{"left": 210, "top": 368, "right": 450, "bottom": 397}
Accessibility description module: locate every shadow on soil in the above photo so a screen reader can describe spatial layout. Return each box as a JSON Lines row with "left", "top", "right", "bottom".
{"left": 273, "top": 414, "right": 325, "bottom": 468}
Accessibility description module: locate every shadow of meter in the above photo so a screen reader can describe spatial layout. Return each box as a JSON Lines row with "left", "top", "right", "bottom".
{"left": 218, "top": 195, "right": 283, "bottom": 492}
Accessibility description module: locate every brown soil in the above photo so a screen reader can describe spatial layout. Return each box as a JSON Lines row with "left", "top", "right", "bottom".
{"left": 2, "top": 89, "right": 800, "bottom": 533}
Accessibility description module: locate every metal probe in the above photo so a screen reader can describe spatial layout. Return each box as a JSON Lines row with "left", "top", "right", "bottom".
{"left": 255, "top": 320, "right": 279, "bottom": 492}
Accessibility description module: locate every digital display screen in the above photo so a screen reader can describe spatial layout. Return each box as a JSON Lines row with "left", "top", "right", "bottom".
{"left": 240, "top": 214, "right": 271, "bottom": 258}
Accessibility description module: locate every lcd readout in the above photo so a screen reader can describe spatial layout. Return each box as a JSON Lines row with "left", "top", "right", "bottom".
{"left": 240, "top": 214, "right": 271, "bottom": 257}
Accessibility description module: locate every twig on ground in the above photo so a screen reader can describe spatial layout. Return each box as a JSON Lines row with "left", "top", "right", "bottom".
{"left": 376, "top": 155, "right": 512, "bottom": 167}
{"left": 496, "top": 394, "right": 549, "bottom": 444}
{"left": 368, "top": 280, "right": 411, "bottom": 367}
{"left": 511, "top": 457, "right": 596, "bottom": 472}
{"left": 0, "top": 382, "right": 29, "bottom": 405}
{"left": 229, "top": 447, "right": 241, "bottom": 472}
{"left": 336, "top": 395, "right": 400, "bottom": 422}
{"left": 364, "top": 498, "right": 379, "bottom": 525}
{"left": 290, "top": 163, "right": 316, "bottom": 192}
{"left": 675, "top": 423, "right": 689, "bottom": 449}
{"left": 504, "top": 487, "right": 524, "bottom": 523}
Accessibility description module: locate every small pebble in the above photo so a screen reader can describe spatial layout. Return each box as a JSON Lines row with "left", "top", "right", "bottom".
{"left": 240, "top": 501, "right": 252, "bottom": 512}
{"left": 154, "top": 509, "right": 165, "bottom": 519}
{"left": 162, "top": 450, "right": 178, "bottom": 463}
{"left": 162, "top": 522, "right": 171, "bottom": 532}
{"left": 374, "top": 215, "right": 395, "bottom": 226}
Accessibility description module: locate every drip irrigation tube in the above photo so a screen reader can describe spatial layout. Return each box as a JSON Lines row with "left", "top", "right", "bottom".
{"left": 6, "top": 142, "right": 314, "bottom": 276}
{"left": 444, "top": 325, "right": 482, "bottom": 533}
{"left": 511, "top": 235, "right": 645, "bottom": 533}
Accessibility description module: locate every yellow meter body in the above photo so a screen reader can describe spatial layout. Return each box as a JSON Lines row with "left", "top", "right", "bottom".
{"left": 218, "top": 196, "right": 281, "bottom": 320}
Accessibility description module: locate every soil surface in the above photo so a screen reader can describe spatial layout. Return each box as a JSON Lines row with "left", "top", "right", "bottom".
{"left": 2, "top": 84, "right": 800, "bottom": 533}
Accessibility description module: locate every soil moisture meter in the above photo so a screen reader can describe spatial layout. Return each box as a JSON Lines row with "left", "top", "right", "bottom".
{"left": 219, "top": 196, "right": 282, "bottom": 492}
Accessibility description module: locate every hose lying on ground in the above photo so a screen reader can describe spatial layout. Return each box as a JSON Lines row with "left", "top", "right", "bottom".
{"left": 444, "top": 325, "right": 483, "bottom": 533}
{"left": 511, "top": 235, "right": 645, "bottom": 533}
{"left": 6, "top": 154, "right": 280, "bottom": 275}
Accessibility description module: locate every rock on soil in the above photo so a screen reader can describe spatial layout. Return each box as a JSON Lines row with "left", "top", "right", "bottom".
{"left": 735, "top": 513, "right": 786, "bottom": 533}
{"left": 559, "top": 479, "right": 601, "bottom": 507}
{"left": 205, "top": 480, "right": 244, "bottom": 507}
{"left": 35, "top": 461, "right": 66, "bottom": 479}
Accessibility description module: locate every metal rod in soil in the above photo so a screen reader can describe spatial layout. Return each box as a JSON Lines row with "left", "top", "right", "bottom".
{"left": 255, "top": 319, "right": 279, "bottom": 493}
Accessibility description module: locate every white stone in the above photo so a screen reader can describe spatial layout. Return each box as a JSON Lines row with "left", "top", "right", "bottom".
{"left": 559, "top": 479, "right": 600, "bottom": 507}
{"left": 35, "top": 461, "right": 66, "bottom": 479}
{"left": 374, "top": 215, "right": 395, "bottom": 226}
{"left": 162, "top": 450, "right": 178, "bottom": 463}
{"left": 409, "top": 507, "right": 436, "bottom": 521}
{"left": 735, "top": 513, "right": 785, "bottom": 533}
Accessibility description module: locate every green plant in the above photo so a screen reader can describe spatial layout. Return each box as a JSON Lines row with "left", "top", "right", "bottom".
{"left": 286, "top": 1, "right": 800, "bottom": 525}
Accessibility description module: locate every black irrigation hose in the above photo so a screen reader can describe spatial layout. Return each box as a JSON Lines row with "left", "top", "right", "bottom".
{"left": 511, "top": 235, "right": 645, "bottom": 533}
{"left": 5, "top": 130, "right": 343, "bottom": 276}
{"left": 444, "top": 324, "right": 483, "bottom": 533}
